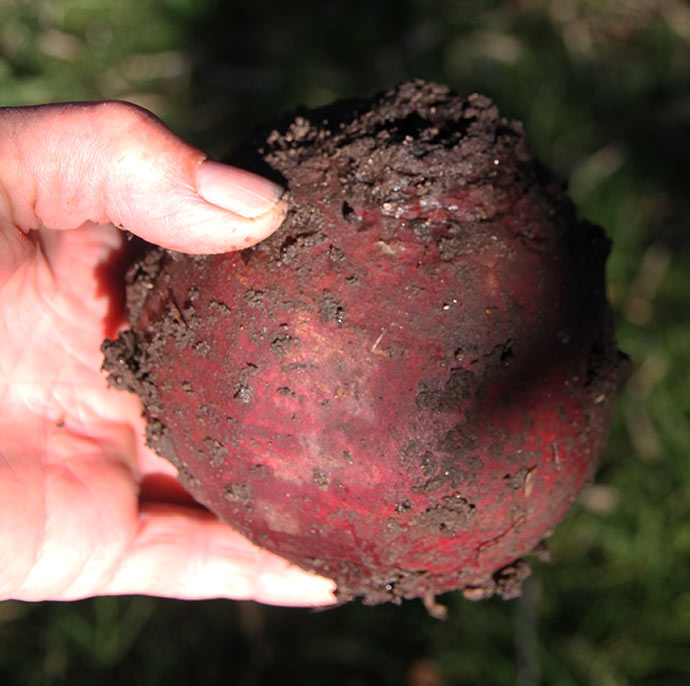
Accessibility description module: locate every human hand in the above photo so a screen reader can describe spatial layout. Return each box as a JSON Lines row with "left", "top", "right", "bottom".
{"left": 0, "top": 101, "right": 336, "bottom": 606}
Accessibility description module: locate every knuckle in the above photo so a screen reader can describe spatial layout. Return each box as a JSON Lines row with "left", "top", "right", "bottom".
{"left": 91, "top": 100, "right": 166, "bottom": 140}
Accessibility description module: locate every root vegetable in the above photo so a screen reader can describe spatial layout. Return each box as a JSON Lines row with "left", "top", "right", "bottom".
{"left": 103, "top": 80, "right": 625, "bottom": 604}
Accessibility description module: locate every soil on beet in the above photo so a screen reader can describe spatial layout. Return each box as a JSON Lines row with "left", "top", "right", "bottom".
{"left": 102, "top": 80, "right": 625, "bottom": 605}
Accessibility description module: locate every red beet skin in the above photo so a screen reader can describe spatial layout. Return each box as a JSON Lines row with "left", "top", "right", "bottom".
{"left": 103, "top": 81, "right": 624, "bottom": 604}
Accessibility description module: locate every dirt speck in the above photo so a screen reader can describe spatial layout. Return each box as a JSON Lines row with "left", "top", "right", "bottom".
{"left": 320, "top": 291, "right": 345, "bottom": 326}
{"left": 203, "top": 438, "right": 228, "bottom": 468}
{"left": 462, "top": 559, "right": 532, "bottom": 601}
{"left": 270, "top": 333, "right": 296, "bottom": 356}
{"left": 417, "top": 492, "right": 476, "bottom": 536}
{"left": 416, "top": 368, "right": 476, "bottom": 411}
{"left": 244, "top": 288, "right": 265, "bottom": 306}
{"left": 312, "top": 469, "right": 330, "bottom": 489}
{"left": 224, "top": 482, "right": 253, "bottom": 505}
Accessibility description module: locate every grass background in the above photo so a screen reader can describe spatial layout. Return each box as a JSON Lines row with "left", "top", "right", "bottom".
{"left": 1, "top": 0, "right": 689, "bottom": 683}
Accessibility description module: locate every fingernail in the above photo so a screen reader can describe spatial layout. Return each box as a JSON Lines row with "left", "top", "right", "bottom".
{"left": 197, "top": 160, "right": 284, "bottom": 218}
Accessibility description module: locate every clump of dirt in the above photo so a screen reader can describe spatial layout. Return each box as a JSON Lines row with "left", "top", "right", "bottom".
{"left": 103, "top": 80, "right": 626, "bottom": 607}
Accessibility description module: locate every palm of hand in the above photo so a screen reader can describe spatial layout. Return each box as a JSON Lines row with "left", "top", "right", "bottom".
{"left": 1, "top": 223, "right": 165, "bottom": 599}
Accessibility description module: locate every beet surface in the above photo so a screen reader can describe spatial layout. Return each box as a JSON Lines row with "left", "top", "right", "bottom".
{"left": 103, "top": 80, "right": 625, "bottom": 605}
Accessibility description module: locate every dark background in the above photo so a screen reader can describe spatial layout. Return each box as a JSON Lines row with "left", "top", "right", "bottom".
{"left": 1, "top": 1, "right": 689, "bottom": 683}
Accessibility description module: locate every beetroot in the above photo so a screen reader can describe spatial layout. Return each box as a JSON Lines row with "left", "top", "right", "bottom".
{"left": 102, "top": 80, "right": 625, "bottom": 605}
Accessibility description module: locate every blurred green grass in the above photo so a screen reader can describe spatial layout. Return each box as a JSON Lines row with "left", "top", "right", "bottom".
{"left": 1, "top": 0, "right": 689, "bottom": 684}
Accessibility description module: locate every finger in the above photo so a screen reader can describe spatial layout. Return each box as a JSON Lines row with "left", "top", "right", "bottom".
{"left": 0, "top": 101, "right": 286, "bottom": 254}
{"left": 103, "top": 503, "right": 337, "bottom": 607}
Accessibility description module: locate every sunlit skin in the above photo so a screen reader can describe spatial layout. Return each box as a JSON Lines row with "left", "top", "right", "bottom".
{"left": 0, "top": 101, "right": 337, "bottom": 605}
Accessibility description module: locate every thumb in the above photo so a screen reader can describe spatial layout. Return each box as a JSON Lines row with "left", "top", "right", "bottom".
{"left": 0, "top": 101, "right": 286, "bottom": 253}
